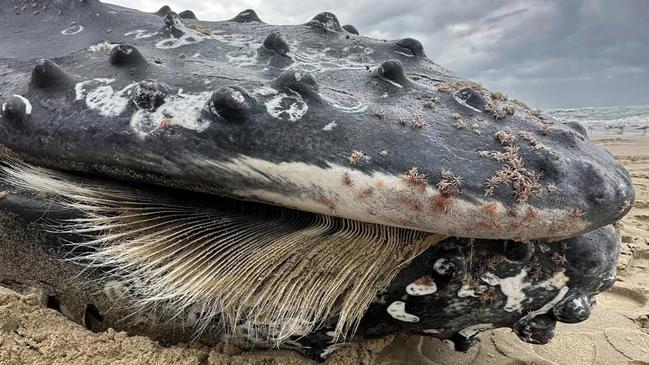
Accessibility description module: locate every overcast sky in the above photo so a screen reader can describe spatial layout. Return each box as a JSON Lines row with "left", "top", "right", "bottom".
{"left": 107, "top": 0, "right": 648, "bottom": 110}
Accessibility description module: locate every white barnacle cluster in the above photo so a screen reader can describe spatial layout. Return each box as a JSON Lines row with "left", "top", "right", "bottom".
{"left": 130, "top": 89, "right": 212, "bottom": 138}
{"left": 265, "top": 92, "right": 308, "bottom": 122}
{"left": 74, "top": 78, "right": 136, "bottom": 117}
{"left": 256, "top": 87, "right": 308, "bottom": 122}
{"left": 231, "top": 90, "right": 245, "bottom": 104}
{"left": 289, "top": 41, "right": 373, "bottom": 74}
{"left": 75, "top": 78, "right": 212, "bottom": 137}
{"left": 387, "top": 301, "right": 420, "bottom": 322}
{"left": 480, "top": 269, "right": 570, "bottom": 313}
{"left": 405, "top": 276, "right": 437, "bottom": 296}
{"left": 481, "top": 270, "right": 528, "bottom": 312}
{"left": 88, "top": 42, "right": 119, "bottom": 52}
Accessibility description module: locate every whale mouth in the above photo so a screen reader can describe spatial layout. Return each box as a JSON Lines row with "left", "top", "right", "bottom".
{"left": 0, "top": 159, "right": 444, "bottom": 343}
{"left": 0, "top": 156, "right": 623, "bottom": 350}
{"left": 0, "top": 158, "right": 623, "bottom": 357}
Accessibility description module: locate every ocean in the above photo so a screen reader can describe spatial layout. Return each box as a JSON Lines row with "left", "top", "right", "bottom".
{"left": 547, "top": 105, "right": 649, "bottom": 136}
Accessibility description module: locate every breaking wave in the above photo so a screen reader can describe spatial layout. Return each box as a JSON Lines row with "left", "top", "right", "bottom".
{"left": 548, "top": 105, "right": 649, "bottom": 135}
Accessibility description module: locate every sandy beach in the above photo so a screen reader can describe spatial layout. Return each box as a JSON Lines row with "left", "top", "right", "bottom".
{"left": 1, "top": 135, "right": 648, "bottom": 365}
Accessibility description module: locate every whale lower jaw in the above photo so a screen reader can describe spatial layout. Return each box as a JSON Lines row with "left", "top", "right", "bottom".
{"left": 0, "top": 159, "right": 620, "bottom": 361}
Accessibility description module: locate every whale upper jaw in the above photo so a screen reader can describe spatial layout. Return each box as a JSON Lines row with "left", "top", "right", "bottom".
{"left": 0, "top": 0, "right": 635, "bottom": 241}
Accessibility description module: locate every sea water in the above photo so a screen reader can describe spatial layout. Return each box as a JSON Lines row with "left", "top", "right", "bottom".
{"left": 548, "top": 105, "right": 649, "bottom": 136}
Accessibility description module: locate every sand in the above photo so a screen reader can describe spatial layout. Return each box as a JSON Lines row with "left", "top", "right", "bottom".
{"left": 1, "top": 136, "right": 649, "bottom": 365}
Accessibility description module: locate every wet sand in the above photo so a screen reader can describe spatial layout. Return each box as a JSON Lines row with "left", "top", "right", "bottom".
{"left": 1, "top": 136, "right": 649, "bottom": 365}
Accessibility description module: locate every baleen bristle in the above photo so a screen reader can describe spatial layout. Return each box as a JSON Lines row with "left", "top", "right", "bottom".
{"left": 1, "top": 160, "right": 443, "bottom": 344}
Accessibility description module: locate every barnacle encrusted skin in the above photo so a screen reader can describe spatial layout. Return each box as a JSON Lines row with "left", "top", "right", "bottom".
{"left": 0, "top": 0, "right": 634, "bottom": 241}
{"left": 0, "top": 1, "right": 634, "bottom": 361}
{"left": 0, "top": 162, "right": 620, "bottom": 360}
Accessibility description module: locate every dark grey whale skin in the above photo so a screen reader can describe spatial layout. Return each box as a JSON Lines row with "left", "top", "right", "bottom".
{"left": 0, "top": 186, "right": 619, "bottom": 360}
{"left": 0, "top": 0, "right": 635, "bottom": 240}
{"left": 304, "top": 226, "right": 619, "bottom": 358}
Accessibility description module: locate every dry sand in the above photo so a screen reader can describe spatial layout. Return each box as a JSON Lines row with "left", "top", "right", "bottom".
{"left": 1, "top": 136, "right": 648, "bottom": 365}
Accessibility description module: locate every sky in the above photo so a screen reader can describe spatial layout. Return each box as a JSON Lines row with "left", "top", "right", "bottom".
{"left": 106, "top": 0, "right": 648, "bottom": 110}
